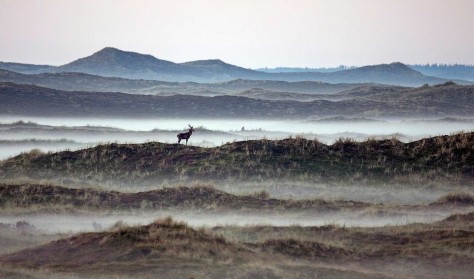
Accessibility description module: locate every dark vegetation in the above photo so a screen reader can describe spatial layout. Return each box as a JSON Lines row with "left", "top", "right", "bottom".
{"left": 1, "top": 132, "right": 472, "bottom": 186}
{"left": 1, "top": 81, "right": 473, "bottom": 118}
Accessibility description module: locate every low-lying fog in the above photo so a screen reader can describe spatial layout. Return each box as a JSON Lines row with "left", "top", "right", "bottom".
{"left": 1, "top": 116, "right": 473, "bottom": 135}
{"left": 0, "top": 142, "right": 90, "bottom": 160}
{"left": 0, "top": 116, "right": 472, "bottom": 160}
{"left": 1, "top": 206, "right": 472, "bottom": 234}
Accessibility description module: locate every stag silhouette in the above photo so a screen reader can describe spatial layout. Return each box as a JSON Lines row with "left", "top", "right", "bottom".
{"left": 177, "top": 124, "right": 195, "bottom": 145}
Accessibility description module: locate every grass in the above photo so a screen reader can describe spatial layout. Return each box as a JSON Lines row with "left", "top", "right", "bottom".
{"left": 0, "top": 132, "right": 472, "bottom": 187}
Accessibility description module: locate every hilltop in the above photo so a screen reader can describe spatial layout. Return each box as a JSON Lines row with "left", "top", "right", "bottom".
{"left": 47, "top": 47, "right": 264, "bottom": 82}
{"left": 1, "top": 132, "right": 472, "bottom": 186}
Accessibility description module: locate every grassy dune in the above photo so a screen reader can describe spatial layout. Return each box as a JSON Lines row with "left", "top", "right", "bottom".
{"left": 0, "top": 213, "right": 473, "bottom": 279}
{"left": 1, "top": 132, "right": 472, "bottom": 186}
{"left": 0, "top": 183, "right": 371, "bottom": 212}
{"left": 2, "top": 183, "right": 473, "bottom": 213}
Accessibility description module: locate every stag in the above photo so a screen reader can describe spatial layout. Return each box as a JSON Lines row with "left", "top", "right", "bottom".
{"left": 177, "top": 125, "right": 195, "bottom": 145}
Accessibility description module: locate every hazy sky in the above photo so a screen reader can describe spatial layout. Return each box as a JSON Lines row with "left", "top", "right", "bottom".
{"left": 0, "top": 0, "right": 473, "bottom": 68}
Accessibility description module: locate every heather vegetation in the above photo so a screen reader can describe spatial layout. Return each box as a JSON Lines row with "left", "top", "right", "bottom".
{"left": 1, "top": 132, "right": 472, "bottom": 187}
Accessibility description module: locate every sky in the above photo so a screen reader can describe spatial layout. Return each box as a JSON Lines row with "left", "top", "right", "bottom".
{"left": 0, "top": 0, "right": 473, "bottom": 68}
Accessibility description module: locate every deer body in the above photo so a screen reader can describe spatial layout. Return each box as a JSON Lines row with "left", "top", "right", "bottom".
{"left": 177, "top": 125, "right": 195, "bottom": 145}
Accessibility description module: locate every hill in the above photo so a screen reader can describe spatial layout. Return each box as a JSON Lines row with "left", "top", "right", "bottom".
{"left": 48, "top": 47, "right": 263, "bottom": 82}
{"left": 1, "top": 82, "right": 473, "bottom": 118}
{"left": 1, "top": 132, "right": 472, "bottom": 186}
{"left": 0, "top": 69, "right": 364, "bottom": 95}
{"left": 1, "top": 48, "right": 464, "bottom": 85}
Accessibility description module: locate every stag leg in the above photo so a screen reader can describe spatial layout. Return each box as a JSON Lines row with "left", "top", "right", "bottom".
{"left": 186, "top": 139, "right": 188, "bottom": 145}
{"left": 178, "top": 138, "right": 181, "bottom": 144}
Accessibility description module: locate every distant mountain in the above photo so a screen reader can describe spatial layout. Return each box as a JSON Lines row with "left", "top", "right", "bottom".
{"left": 1, "top": 47, "right": 467, "bottom": 86}
{"left": 0, "top": 62, "right": 54, "bottom": 74}
{"left": 1, "top": 82, "right": 472, "bottom": 119}
{"left": 48, "top": 47, "right": 184, "bottom": 80}
{"left": 47, "top": 47, "right": 263, "bottom": 82}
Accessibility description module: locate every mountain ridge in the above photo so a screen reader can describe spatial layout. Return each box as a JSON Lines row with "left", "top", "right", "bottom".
{"left": 0, "top": 47, "right": 464, "bottom": 85}
{"left": 48, "top": 47, "right": 261, "bottom": 82}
